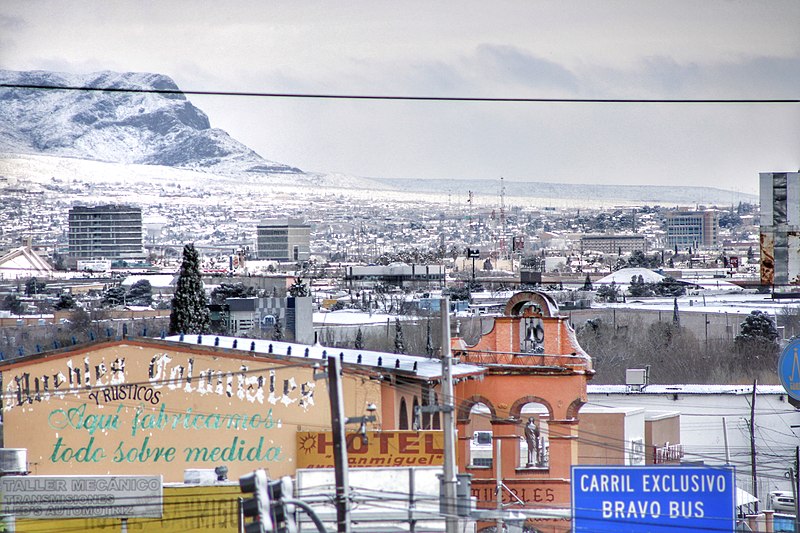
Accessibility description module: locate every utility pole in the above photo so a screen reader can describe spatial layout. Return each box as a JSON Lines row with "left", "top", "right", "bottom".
{"left": 750, "top": 379, "right": 759, "bottom": 514}
{"left": 328, "top": 355, "right": 351, "bottom": 533}
{"left": 441, "top": 297, "right": 459, "bottom": 533}
{"left": 722, "top": 417, "right": 730, "bottom": 465}
{"left": 496, "top": 439, "right": 503, "bottom": 533}
{"left": 794, "top": 446, "right": 799, "bottom": 533}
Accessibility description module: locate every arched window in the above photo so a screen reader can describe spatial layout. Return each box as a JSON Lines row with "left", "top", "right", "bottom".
{"left": 432, "top": 393, "right": 441, "bottom": 429}
{"left": 399, "top": 398, "right": 409, "bottom": 430}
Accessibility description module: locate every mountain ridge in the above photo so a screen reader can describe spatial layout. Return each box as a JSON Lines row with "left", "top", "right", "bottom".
{"left": 0, "top": 69, "right": 757, "bottom": 205}
{"left": 0, "top": 69, "right": 302, "bottom": 177}
{"left": 371, "top": 178, "right": 756, "bottom": 206}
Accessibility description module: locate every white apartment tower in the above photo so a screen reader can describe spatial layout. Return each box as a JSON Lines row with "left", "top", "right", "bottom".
{"left": 68, "top": 205, "right": 145, "bottom": 266}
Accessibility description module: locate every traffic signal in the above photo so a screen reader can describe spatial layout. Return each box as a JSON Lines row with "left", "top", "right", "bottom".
{"left": 240, "top": 469, "right": 273, "bottom": 533}
{"left": 267, "top": 476, "right": 297, "bottom": 533}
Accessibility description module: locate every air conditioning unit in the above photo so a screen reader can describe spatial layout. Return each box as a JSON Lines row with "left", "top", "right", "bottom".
{"left": 184, "top": 469, "right": 217, "bottom": 484}
{"left": 0, "top": 449, "right": 28, "bottom": 475}
{"left": 626, "top": 368, "right": 648, "bottom": 387}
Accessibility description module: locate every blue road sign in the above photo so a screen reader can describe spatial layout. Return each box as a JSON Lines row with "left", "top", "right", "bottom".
{"left": 571, "top": 465, "right": 736, "bottom": 533}
{"left": 779, "top": 338, "right": 800, "bottom": 402}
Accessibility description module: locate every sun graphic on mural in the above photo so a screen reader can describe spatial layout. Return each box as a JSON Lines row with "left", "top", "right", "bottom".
{"left": 299, "top": 434, "right": 317, "bottom": 454}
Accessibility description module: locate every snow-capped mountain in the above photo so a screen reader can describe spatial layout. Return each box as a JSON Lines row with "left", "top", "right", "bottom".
{"left": 0, "top": 69, "right": 756, "bottom": 205}
{"left": 0, "top": 69, "right": 302, "bottom": 176}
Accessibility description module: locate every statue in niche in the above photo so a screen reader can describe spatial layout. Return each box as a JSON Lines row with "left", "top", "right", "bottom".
{"left": 522, "top": 317, "right": 545, "bottom": 354}
{"left": 525, "top": 417, "right": 540, "bottom": 467}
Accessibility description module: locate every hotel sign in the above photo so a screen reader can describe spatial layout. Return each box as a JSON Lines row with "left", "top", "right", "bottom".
{"left": 0, "top": 475, "right": 162, "bottom": 518}
{"left": 296, "top": 431, "right": 444, "bottom": 468}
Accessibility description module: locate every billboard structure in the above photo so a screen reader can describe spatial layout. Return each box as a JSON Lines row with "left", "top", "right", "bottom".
{"left": 571, "top": 465, "right": 735, "bottom": 532}
{"left": 0, "top": 475, "right": 162, "bottom": 519}
{"left": 760, "top": 172, "right": 800, "bottom": 290}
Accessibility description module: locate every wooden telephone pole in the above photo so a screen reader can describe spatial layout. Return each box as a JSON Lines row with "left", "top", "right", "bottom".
{"left": 328, "top": 355, "right": 351, "bottom": 533}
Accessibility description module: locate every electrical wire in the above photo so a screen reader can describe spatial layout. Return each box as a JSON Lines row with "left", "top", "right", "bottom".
{"left": 2, "top": 82, "right": 799, "bottom": 105}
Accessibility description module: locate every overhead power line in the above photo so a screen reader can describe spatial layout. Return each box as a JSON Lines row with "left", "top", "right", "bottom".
{"left": 0, "top": 83, "right": 798, "bottom": 104}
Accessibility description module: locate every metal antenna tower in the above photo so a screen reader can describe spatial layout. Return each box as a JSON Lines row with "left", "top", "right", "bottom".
{"left": 467, "top": 190, "right": 474, "bottom": 243}
{"left": 500, "top": 177, "right": 507, "bottom": 260}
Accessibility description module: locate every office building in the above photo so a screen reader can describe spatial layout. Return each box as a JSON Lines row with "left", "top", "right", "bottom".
{"left": 345, "top": 263, "right": 445, "bottom": 288}
{"left": 760, "top": 171, "right": 800, "bottom": 289}
{"left": 665, "top": 210, "right": 718, "bottom": 249}
{"left": 255, "top": 218, "right": 310, "bottom": 261}
{"left": 225, "top": 295, "right": 313, "bottom": 344}
{"left": 67, "top": 205, "right": 145, "bottom": 266}
{"left": 580, "top": 234, "right": 647, "bottom": 255}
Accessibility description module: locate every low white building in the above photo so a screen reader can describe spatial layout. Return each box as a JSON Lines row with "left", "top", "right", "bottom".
{"left": 587, "top": 383, "right": 800, "bottom": 502}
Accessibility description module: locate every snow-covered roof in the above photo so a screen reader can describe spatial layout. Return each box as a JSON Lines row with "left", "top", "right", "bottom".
{"left": 163, "top": 334, "right": 485, "bottom": 381}
{"left": 596, "top": 267, "right": 665, "bottom": 289}
{"left": 685, "top": 278, "right": 744, "bottom": 293}
{"left": 313, "top": 311, "right": 416, "bottom": 326}
{"left": 593, "top": 292, "right": 793, "bottom": 317}
{"left": 588, "top": 384, "right": 788, "bottom": 395}
{"left": 0, "top": 245, "right": 53, "bottom": 280}
{"left": 120, "top": 274, "right": 176, "bottom": 288}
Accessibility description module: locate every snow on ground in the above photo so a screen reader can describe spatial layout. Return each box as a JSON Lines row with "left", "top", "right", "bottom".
{"left": 596, "top": 292, "right": 800, "bottom": 317}
{"left": 314, "top": 310, "right": 419, "bottom": 326}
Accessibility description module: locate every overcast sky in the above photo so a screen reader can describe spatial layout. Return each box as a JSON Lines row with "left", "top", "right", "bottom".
{"left": 2, "top": 1, "right": 798, "bottom": 194}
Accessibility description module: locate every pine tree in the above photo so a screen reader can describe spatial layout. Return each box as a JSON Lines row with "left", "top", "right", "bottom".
{"left": 354, "top": 327, "right": 364, "bottom": 350}
{"left": 288, "top": 278, "right": 309, "bottom": 297}
{"left": 394, "top": 318, "right": 406, "bottom": 354}
{"left": 672, "top": 298, "right": 680, "bottom": 328}
{"left": 25, "top": 277, "right": 46, "bottom": 296}
{"left": 581, "top": 274, "right": 593, "bottom": 291}
{"left": 426, "top": 318, "right": 434, "bottom": 357}
{"left": 169, "top": 244, "right": 210, "bottom": 335}
{"left": 53, "top": 293, "right": 77, "bottom": 310}
{"left": 126, "top": 280, "right": 153, "bottom": 306}
{"left": 736, "top": 311, "right": 778, "bottom": 346}
{"left": 272, "top": 316, "right": 284, "bottom": 341}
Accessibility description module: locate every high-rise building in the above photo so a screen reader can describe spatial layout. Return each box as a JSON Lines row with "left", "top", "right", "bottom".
{"left": 760, "top": 171, "right": 800, "bottom": 289}
{"left": 665, "top": 210, "right": 719, "bottom": 249}
{"left": 255, "top": 218, "right": 310, "bottom": 261}
{"left": 68, "top": 205, "right": 145, "bottom": 266}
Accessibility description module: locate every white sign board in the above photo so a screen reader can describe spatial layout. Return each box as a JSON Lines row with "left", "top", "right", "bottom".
{"left": 0, "top": 475, "right": 163, "bottom": 519}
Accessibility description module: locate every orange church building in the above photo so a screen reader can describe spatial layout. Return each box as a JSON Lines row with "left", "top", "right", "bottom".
{"left": 454, "top": 291, "right": 594, "bottom": 531}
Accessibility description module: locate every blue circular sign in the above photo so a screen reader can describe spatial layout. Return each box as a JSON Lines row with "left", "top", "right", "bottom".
{"left": 778, "top": 338, "right": 800, "bottom": 402}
